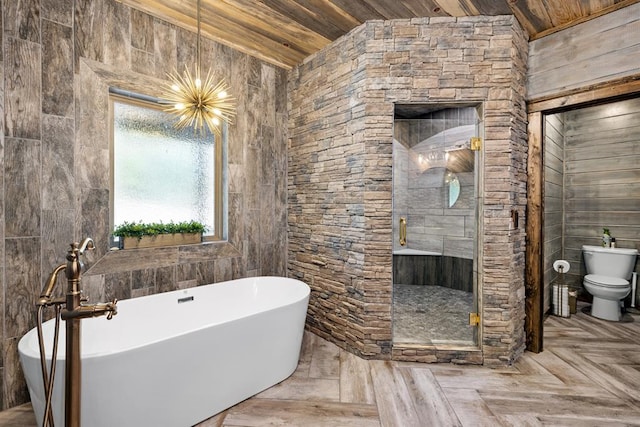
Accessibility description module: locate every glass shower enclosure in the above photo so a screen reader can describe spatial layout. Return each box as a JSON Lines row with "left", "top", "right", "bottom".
{"left": 392, "top": 104, "right": 481, "bottom": 346}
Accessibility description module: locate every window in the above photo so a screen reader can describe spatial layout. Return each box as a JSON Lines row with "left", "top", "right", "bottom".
{"left": 109, "top": 91, "right": 224, "bottom": 241}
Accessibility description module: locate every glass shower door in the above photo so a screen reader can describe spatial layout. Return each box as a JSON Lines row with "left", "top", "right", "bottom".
{"left": 392, "top": 104, "right": 480, "bottom": 346}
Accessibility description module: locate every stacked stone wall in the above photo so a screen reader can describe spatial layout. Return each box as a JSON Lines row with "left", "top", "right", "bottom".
{"left": 288, "top": 16, "right": 528, "bottom": 365}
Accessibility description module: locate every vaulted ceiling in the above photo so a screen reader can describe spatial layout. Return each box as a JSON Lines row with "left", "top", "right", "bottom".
{"left": 117, "top": 0, "right": 640, "bottom": 69}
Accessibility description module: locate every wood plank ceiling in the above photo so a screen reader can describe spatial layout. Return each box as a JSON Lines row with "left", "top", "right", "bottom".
{"left": 117, "top": 0, "right": 640, "bottom": 69}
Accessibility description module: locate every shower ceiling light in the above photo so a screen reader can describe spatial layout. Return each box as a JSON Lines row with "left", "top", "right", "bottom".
{"left": 161, "top": 0, "right": 235, "bottom": 136}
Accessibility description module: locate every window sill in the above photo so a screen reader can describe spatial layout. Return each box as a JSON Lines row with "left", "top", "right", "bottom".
{"left": 87, "top": 240, "right": 242, "bottom": 275}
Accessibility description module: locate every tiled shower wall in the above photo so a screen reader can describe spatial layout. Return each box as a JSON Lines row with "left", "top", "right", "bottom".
{"left": 288, "top": 16, "right": 529, "bottom": 365}
{"left": 393, "top": 108, "right": 477, "bottom": 259}
{"left": 1, "top": 0, "right": 287, "bottom": 409}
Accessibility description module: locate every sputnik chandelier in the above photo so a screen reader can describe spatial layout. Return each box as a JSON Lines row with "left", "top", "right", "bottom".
{"left": 162, "top": 0, "right": 235, "bottom": 136}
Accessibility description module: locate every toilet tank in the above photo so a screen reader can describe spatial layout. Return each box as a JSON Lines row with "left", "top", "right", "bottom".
{"left": 582, "top": 245, "right": 638, "bottom": 280}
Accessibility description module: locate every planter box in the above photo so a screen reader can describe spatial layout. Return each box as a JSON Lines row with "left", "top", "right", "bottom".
{"left": 122, "top": 233, "right": 202, "bottom": 249}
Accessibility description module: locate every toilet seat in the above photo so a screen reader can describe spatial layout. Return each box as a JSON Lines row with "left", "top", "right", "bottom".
{"left": 584, "top": 274, "right": 629, "bottom": 288}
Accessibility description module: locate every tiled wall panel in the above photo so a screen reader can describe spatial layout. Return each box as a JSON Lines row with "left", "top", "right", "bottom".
{"left": 0, "top": 0, "right": 287, "bottom": 409}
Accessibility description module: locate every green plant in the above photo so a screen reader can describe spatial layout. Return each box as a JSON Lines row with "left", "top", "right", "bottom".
{"left": 113, "top": 220, "right": 206, "bottom": 238}
{"left": 603, "top": 227, "right": 611, "bottom": 236}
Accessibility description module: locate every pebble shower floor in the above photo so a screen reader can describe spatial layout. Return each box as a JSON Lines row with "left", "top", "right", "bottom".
{"left": 393, "top": 284, "right": 474, "bottom": 345}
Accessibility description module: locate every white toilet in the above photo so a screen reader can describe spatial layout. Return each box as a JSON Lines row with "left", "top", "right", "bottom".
{"left": 582, "top": 245, "right": 638, "bottom": 321}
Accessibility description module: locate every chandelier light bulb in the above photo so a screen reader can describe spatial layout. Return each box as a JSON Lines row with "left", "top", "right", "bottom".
{"left": 218, "top": 91, "right": 227, "bottom": 99}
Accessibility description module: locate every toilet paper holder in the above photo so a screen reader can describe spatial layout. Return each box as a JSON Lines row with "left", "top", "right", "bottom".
{"left": 552, "top": 260, "right": 571, "bottom": 317}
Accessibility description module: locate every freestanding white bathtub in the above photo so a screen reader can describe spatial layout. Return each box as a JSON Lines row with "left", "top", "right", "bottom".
{"left": 18, "top": 276, "right": 310, "bottom": 427}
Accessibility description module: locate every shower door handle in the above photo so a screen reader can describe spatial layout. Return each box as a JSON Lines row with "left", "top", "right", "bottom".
{"left": 399, "top": 217, "right": 406, "bottom": 246}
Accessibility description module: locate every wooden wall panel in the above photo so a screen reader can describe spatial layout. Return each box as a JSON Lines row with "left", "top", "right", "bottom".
{"left": 527, "top": 2, "right": 640, "bottom": 100}
{"left": 543, "top": 113, "right": 565, "bottom": 313}
{"left": 562, "top": 96, "right": 640, "bottom": 283}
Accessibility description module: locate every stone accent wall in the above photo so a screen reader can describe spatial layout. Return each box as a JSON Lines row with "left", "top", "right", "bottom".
{"left": 1, "top": 0, "right": 287, "bottom": 409}
{"left": 288, "top": 16, "right": 528, "bottom": 365}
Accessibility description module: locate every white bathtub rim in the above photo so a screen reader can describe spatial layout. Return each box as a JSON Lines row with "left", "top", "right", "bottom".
{"left": 19, "top": 276, "right": 310, "bottom": 360}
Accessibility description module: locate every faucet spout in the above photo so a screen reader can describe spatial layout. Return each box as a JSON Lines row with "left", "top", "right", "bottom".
{"left": 66, "top": 240, "right": 89, "bottom": 284}
{"left": 78, "top": 237, "right": 95, "bottom": 255}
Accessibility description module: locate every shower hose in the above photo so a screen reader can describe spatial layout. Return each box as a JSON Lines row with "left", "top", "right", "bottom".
{"left": 36, "top": 303, "right": 62, "bottom": 427}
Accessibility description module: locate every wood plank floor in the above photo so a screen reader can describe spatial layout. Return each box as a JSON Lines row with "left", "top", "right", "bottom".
{"left": 3, "top": 302, "right": 639, "bottom": 426}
